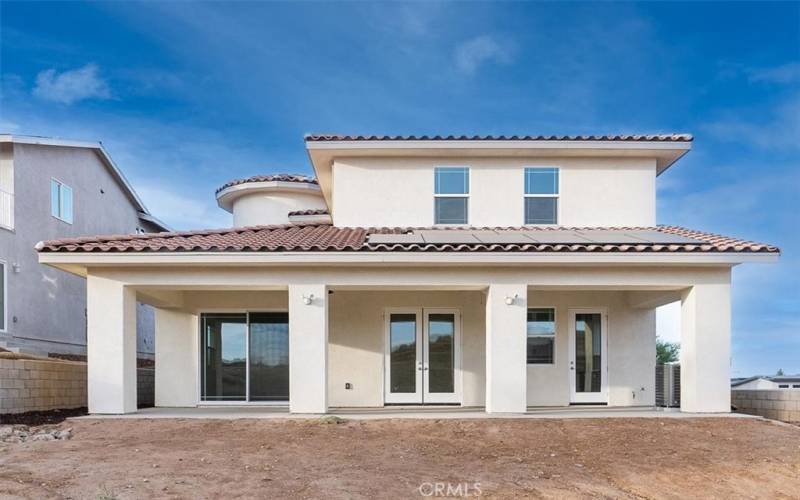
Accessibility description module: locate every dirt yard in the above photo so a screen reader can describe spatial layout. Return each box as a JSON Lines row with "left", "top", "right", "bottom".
{"left": 0, "top": 417, "right": 798, "bottom": 499}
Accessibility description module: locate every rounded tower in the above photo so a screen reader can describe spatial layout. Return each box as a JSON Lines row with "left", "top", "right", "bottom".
{"left": 215, "top": 174, "right": 329, "bottom": 227}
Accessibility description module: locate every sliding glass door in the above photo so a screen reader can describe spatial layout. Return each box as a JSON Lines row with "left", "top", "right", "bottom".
{"left": 201, "top": 312, "right": 289, "bottom": 403}
{"left": 248, "top": 313, "right": 290, "bottom": 401}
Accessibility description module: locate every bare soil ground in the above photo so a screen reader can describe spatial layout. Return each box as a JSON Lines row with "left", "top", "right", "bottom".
{"left": 0, "top": 417, "right": 798, "bottom": 499}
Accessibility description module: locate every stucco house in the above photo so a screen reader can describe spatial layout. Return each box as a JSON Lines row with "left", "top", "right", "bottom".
{"left": 732, "top": 376, "right": 800, "bottom": 390}
{"left": 36, "top": 134, "right": 779, "bottom": 415}
{"left": 0, "top": 134, "right": 168, "bottom": 357}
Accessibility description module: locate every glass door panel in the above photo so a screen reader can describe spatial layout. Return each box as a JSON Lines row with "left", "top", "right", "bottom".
{"left": 385, "top": 310, "right": 422, "bottom": 403}
{"left": 201, "top": 313, "right": 247, "bottom": 401}
{"left": 426, "top": 314, "right": 455, "bottom": 393}
{"left": 423, "top": 309, "right": 460, "bottom": 404}
{"left": 569, "top": 310, "right": 607, "bottom": 403}
{"left": 248, "top": 312, "right": 289, "bottom": 401}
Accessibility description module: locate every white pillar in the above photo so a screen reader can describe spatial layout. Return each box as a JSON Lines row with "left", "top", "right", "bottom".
{"left": 155, "top": 308, "right": 198, "bottom": 407}
{"left": 680, "top": 282, "right": 731, "bottom": 413}
{"left": 87, "top": 275, "right": 137, "bottom": 414}
{"left": 289, "top": 284, "right": 328, "bottom": 413}
{"left": 485, "top": 284, "right": 528, "bottom": 413}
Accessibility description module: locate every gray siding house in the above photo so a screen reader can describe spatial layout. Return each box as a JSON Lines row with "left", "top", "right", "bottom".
{"left": 0, "top": 134, "right": 168, "bottom": 356}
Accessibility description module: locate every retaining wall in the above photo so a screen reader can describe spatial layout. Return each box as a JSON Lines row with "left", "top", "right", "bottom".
{"left": 0, "top": 353, "right": 155, "bottom": 414}
{"left": 0, "top": 355, "right": 86, "bottom": 414}
{"left": 732, "top": 390, "right": 800, "bottom": 422}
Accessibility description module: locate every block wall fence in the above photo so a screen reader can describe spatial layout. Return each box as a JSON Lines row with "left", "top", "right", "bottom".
{"left": 732, "top": 390, "right": 800, "bottom": 423}
{"left": 0, "top": 354, "right": 154, "bottom": 415}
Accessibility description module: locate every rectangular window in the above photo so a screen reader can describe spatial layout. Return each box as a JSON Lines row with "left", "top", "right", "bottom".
{"left": 50, "top": 179, "right": 73, "bottom": 223}
{"left": 434, "top": 167, "right": 468, "bottom": 224}
{"left": 527, "top": 308, "right": 555, "bottom": 364}
{"left": 778, "top": 384, "right": 789, "bottom": 389}
{"left": 524, "top": 167, "right": 558, "bottom": 225}
{"left": 0, "top": 262, "right": 5, "bottom": 332}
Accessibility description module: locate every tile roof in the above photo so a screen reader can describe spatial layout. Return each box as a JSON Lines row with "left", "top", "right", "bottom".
{"left": 216, "top": 174, "right": 318, "bottom": 194}
{"left": 36, "top": 224, "right": 778, "bottom": 254}
{"left": 305, "top": 134, "right": 693, "bottom": 143}
{"left": 287, "top": 209, "right": 330, "bottom": 216}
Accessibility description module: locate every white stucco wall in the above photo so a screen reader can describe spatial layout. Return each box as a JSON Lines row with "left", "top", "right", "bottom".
{"left": 154, "top": 308, "right": 198, "bottom": 407}
{"left": 230, "top": 190, "right": 327, "bottom": 227}
{"left": 327, "top": 290, "right": 486, "bottom": 408}
{"left": 331, "top": 157, "right": 656, "bottom": 227}
{"left": 526, "top": 290, "right": 656, "bottom": 407}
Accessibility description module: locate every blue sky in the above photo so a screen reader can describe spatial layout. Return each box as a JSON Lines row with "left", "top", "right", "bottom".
{"left": 1, "top": 1, "right": 798, "bottom": 376}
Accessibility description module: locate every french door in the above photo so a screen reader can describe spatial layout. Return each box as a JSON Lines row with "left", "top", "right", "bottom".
{"left": 384, "top": 308, "right": 461, "bottom": 404}
{"left": 568, "top": 308, "right": 608, "bottom": 404}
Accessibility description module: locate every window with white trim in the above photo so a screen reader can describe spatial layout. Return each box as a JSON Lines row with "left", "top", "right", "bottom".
{"left": 434, "top": 167, "right": 469, "bottom": 225}
{"left": 524, "top": 167, "right": 559, "bottom": 225}
{"left": 527, "top": 308, "right": 555, "bottom": 364}
{"left": 0, "top": 261, "right": 6, "bottom": 332}
{"left": 50, "top": 178, "right": 73, "bottom": 224}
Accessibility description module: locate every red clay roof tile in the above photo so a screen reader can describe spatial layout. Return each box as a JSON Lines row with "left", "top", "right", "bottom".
{"left": 36, "top": 224, "right": 778, "bottom": 254}
{"left": 216, "top": 174, "right": 318, "bottom": 194}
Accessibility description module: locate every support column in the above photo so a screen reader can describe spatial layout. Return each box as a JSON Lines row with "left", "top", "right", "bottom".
{"left": 485, "top": 284, "right": 528, "bottom": 413}
{"left": 289, "top": 284, "right": 328, "bottom": 413}
{"left": 155, "top": 308, "right": 198, "bottom": 407}
{"left": 87, "top": 275, "right": 137, "bottom": 414}
{"left": 680, "top": 282, "right": 731, "bottom": 413}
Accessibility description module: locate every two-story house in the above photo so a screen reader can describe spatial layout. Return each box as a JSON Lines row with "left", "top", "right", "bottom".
{"left": 0, "top": 134, "right": 168, "bottom": 357}
{"left": 36, "top": 134, "right": 779, "bottom": 415}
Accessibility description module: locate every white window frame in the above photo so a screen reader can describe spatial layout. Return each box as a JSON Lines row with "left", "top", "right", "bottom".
{"left": 527, "top": 306, "right": 556, "bottom": 365}
{"left": 50, "top": 177, "right": 73, "bottom": 224}
{"left": 523, "top": 167, "right": 560, "bottom": 226}
{"left": 434, "top": 166, "right": 470, "bottom": 226}
{"left": 0, "top": 260, "right": 6, "bottom": 333}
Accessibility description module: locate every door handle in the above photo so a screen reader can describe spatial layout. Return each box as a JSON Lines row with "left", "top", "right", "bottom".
{"left": 417, "top": 361, "right": 423, "bottom": 371}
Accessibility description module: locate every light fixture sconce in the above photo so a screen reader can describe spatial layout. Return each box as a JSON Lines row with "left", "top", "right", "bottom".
{"left": 504, "top": 294, "right": 518, "bottom": 306}
{"left": 12, "top": 263, "right": 21, "bottom": 273}
{"left": 302, "top": 293, "right": 315, "bottom": 305}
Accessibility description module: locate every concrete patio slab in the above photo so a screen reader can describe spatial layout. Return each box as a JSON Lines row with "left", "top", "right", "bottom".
{"left": 74, "top": 406, "right": 761, "bottom": 420}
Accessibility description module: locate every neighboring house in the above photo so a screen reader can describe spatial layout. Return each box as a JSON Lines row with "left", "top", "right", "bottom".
{"left": 0, "top": 134, "right": 168, "bottom": 357}
{"left": 732, "top": 376, "right": 800, "bottom": 390}
{"left": 37, "top": 134, "right": 780, "bottom": 415}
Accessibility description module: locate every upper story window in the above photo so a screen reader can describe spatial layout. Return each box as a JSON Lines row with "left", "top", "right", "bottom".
{"left": 524, "top": 167, "right": 559, "bottom": 225}
{"left": 50, "top": 178, "right": 73, "bottom": 224}
{"left": 434, "top": 167, "right": 469, "bottom": 225}
{"left": 527, "top": 308, "right": 555, "bottom": 364}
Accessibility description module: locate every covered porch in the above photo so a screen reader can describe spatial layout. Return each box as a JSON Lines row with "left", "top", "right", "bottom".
{"left": 79, "top": 264, "right": 733, "bottom": 415}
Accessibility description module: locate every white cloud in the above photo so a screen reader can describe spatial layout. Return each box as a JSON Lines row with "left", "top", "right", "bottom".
{"left": 747, "top": 62, "right": 800, "bottom": 85}
{"left": 454, "top": 35, "right": 513, "bottom": 75}
{"left": 702, "top": 94, "right": 800, "bottom": 151}
{"left": 33, "top": 63, "right": 111, "bottom": 104}
{"left": 135, "top": 184, "right": 231, "bottom": 231}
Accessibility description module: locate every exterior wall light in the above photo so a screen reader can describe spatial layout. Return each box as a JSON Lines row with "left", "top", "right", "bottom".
{"left": 302, "top": 293, "right": 315, "bottom": 305}
{"left": 504, "top": 294, "right": 518, "bottom": 305}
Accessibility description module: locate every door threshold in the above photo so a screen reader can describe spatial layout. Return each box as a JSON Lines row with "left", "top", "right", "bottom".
{"left": 569, "top": 402, "right": 608, "bottom": 406}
